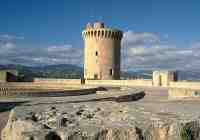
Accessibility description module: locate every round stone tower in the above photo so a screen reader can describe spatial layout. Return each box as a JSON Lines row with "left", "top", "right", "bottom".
{"left": 82, "top": 22, "right": 123, "bottom": 80}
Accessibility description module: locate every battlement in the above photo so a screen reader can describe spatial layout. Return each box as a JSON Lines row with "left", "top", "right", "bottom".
{"left": 82, "top": 29, "right": 123, "bottom": 40}
{"left": 82, "top": 22, "right": 123, "bottom": 40}
{"left": 86, "top": 22, "right": 105, "bottom": 29}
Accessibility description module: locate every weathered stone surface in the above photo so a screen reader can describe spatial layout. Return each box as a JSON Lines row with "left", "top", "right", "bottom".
{"left": 168, "top": 88, "right": 200, "bottom": 99}
{"left": 2, "top": 87, "right": 200, "bottom": 140}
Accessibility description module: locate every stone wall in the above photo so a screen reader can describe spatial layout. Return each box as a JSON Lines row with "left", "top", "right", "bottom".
{"left": 0, "top": 82, "right": 82, "bottom": 90}
{"left": 0, "top": 71, "right": 7, "bottom": 83}
{"left": 34, "top": 78, "right": 82, "bottom": 85}
{"left": 168, "top": 88, "right": 200, "bottom": 99}
{"left": 3, "top": 77, "right": 200, "bottom": 90}
{"left": 19, "top": 78, "right": 200, "bottom": 90}
{"left": 85, "top": 79, "right": 153, "bottom": 87}
{"left": 168, "top": 81, "right": 200, "bottom": 99}
{"left": 153, "top": 71, "right": 177, "bottom": 87}
{"left": 170, "top": 81, "right": 200, "bottom": 90}
{"left": 2, "top": 78, "right": 200, "bottom": 99}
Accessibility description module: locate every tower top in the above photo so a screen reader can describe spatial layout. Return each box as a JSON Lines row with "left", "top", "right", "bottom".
{"left": 85, "top": 22, "right": 105, "bottom": 29}
{"left": 86, "top": 23, "right": 93, "bottom": 29}
{"left": 82, "top": 22, "right": 123, "bottom": 40}
{"left": 94, "top": 22, "right": 104, "bottom": 29}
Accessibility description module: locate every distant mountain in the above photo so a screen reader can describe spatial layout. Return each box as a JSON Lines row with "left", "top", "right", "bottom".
{"left": 1, "top": 64, "right": 200, "bottom": 81}
{"left": 177, "top": 70, "right": 200, "bottom": 81}
{"left": 0, "top": 64, "right": 83, "bottom": 81}
{"left": 122, "top": 70, "right": 200, "bottom": 81}
{"left": 121, "top": 70, "right": 152, "bottom": 79}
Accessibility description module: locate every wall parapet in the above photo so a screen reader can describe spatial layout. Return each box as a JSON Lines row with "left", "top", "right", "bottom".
{"left": 34, "top": 78, "right": 82, "bottom": 85}
{"left": 170, "top": 81, "right": 200, "bottom": 90}
{"left": 168, "top": 88, "right": 200, "bottom": 99}
{"left": 85, "top": 79, "right": 153, "bottom": 87}
{"left": 0, "top": 82, "right": 82, "bottom": 90}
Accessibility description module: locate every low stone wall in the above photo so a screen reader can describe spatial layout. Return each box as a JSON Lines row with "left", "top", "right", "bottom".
{"left": 34, "top": 78, "right": 153, "bottom": 87}
{"left": 34, "top": 78, "right": 82, "bottom": 85}
{"left": 0, "top": 82, "right": 83, "bottom": 90}
{"left": 170, "top": 81, "right": 200, "bottom": 90}
{"left": 0, "top": 82, "right": 99, "bottom": 97}
{"left": 85, "top": 79, "right": 153, "bottom": 87}
{"left": 0, "top": 87, "right": 98, "bottom": 97}
{"left": 168, "top": 88, "right": 200, "bottom": 99}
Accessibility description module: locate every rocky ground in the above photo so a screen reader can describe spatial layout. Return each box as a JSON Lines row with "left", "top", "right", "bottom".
{"left": 0, "top": 112, "right": 9, "bottom": 140}
{"left": 1, "top": 87, "right": 200, "bottom": 140}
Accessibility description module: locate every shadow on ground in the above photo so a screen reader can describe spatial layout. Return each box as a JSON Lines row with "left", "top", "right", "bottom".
{"left": 67, "top": 91, "right": 146, "bottom": 103}
{"left": 24, "top": 91, "right": 145, "bottom": 106}
{"left": 0, "top": 101, "right": 29, "bottom": 113}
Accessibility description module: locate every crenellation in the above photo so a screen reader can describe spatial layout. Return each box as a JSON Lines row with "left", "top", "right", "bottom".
{"left": 82, "top": 29, "right": 123, "bottom": 40}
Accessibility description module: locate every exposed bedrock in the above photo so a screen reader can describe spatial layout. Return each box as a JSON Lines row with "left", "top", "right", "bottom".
{"left": 2, "top": 104, "right": 200, "bottom": 140}
{"left": 2, "top": 88, "right": 200, "bottom": 140}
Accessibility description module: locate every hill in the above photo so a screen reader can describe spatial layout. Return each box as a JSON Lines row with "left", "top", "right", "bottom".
{"left": 1, "top": 64, "right": 200, "bottom": 81}
{"left": 0, "top": 64, "right": 83, "bottom": 81}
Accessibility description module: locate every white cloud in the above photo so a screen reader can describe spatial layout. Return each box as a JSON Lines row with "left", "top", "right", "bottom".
{"left": 0, "top": 42, "right": 15, "bottom": 51}
{"left": 0, "top": 37, "right": 83, "bottom": 66}
{"left": 122, "top": 31, "right": 160, "bottom": 47}
{"left": 1, "top": 33, "right": 200, "bottom": 72}
{"left": 122, "top": 31, "right": 200, "bottom": 71}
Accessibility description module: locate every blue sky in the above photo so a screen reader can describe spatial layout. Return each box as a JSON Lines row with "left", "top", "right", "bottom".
{"left": 0, "top": 0, "right": 200, "bottom": 71}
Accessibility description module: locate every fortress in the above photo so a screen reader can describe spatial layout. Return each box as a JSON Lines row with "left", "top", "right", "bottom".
{"left": 81, "top": 22, "right": 177, "bottom": 87}
{"left": 2, "top": 22, "right": 200, "bottom": 140}
{"left": 34, "top": 22, "right": 200, "bottom": 99}
{"left": 81, "top": 22, "right": 178, "bottom": 86}
{"left": 1, "top": 22, "right": 200, "bottom": 99}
